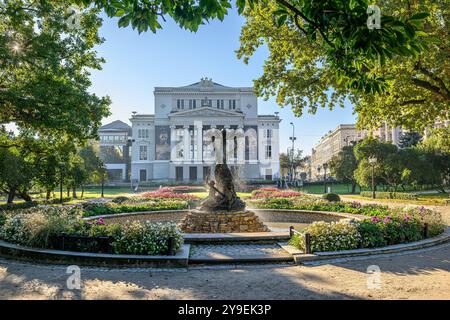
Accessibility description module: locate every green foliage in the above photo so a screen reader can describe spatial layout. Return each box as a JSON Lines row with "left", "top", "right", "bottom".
{"left": 398, "top": 131, "right": 422, "bottom": 148}
{"left": 329, "top": 146, "right": 358, "bottom": 192}
{"left": 322, "top": 193, "right": 341, "bottom": 202}
{"left": 0, "top": 0, "right": 111, "bottom": 140}
{"left": 357, "top": 220, "right": 387, "bottom": 248}
{"left": 249, "top": 195, "right": 391, "bottom": 217}
{"left": 81, "top": 199, "right": 189, "bottom": 217}
{"left": 289, "top": 207, "right": 445, "bottom": 252}
{"left": 236, "top": 1, "right": 435, "bottom": 124}
{"left": 0, "top": 205, "right": 183, "bottom": 255}
{"left": 289, "top": 221, "right": 361, "bottom": 253}
{"left": 112, "top": 221, "right": 183, "bottom": 255}
{"left": 360, "top": 191, "right": 418, "bottom": 200}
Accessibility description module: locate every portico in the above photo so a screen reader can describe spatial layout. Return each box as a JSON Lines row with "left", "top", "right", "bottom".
{"left": 130, "top": 78, "right": 281, "bottom": 182}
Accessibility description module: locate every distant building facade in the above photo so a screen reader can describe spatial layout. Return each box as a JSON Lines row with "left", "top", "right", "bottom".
{"left": 310, "top": 123, "right": 405, "bottom": 181}
{"left": 98, "top": 120, "right": 132, "bottom": 181}
{"left": 117, "top": 78, "right": 281, "bottom": 182}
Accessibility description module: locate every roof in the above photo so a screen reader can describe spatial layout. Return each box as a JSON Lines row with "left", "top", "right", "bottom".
{"left": 154, "top": 77, "right": 254, "bottom": 93}
{"left": 99, "top": 120, "right": 131, "bottom": 132}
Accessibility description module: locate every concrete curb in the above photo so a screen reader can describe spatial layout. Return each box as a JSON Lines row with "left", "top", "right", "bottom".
{"left": 250, "top": 208, "right": 367, "bottom": 221}
{"left": 282, "top": 227, "right": 450, "bottom": 264}
{"left": 0, "top": 240, "right": 190, "bottom": 268}
{"left": 83, "top": 210, "right": 188, "bottom": 221}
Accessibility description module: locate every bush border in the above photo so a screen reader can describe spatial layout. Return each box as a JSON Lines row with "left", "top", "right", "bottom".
{"left": 0, "top": 240, "right": 190, "bottom": 267}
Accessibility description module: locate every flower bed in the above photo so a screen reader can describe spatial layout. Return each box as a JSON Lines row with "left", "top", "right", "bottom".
{"left": 0, "top": 206, "right": 183, "bottom": 255}
{"left": 140, "top": 187, "right": 200, "bottom": 200}
{"left": 249, "top": 196, "right": 391, "bottom": 217}
{"left": 81, "top": 199, "right": 189, "bottom": 218}
{"left": 250, "top": 188, "right": 303, "bottom": 199}
{"left": 289, "top": 207, "right": 446, "bottom": 252}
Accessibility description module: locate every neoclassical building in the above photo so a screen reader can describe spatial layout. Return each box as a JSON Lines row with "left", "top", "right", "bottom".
{"left": 129, "top": 78, "right": 281, "bottom": 182}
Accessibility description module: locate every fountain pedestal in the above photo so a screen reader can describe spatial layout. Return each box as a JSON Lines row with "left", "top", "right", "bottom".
{"left": 179, "top": 128, "right": 268, "bottom": 233}
{"left": 179, "top": 209, "right": 268, "bottom": 233}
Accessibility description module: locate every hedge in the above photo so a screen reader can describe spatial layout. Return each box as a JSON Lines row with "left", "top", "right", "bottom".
{"left": 360, "top": 191, "right": 418, "bottom": 200}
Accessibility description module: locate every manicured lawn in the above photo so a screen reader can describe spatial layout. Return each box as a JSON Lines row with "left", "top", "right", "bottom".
{"left": 298, "top": 183, "right": 369, "bottom": 195}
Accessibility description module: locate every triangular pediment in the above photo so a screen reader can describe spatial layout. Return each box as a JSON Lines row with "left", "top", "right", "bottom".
{"left": 169, "top": 107, "right": 244, "bottom": 118}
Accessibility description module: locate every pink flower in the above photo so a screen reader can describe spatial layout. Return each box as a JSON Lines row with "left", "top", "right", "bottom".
{"left": 383, "top": 216, "right": 391, "bottom": 223}
{"left": 404, "top": 215, "right": 411, "bottom": 221}
{"left": 96, "top": 218, "right": 105, "bottom": 225}
{"left": 371, "top": 216, "right": 380, "bottom": 223}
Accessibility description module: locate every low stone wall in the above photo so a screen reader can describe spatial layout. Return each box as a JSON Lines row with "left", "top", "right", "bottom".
{"left": 84, "top": 210, "right": 188, "bottom": 225}
{"left": 179, "top": 210, "right": 269, "bottom": 233}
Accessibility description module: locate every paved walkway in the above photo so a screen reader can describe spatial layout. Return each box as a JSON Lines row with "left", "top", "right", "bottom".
{"left": 189, "top": 243, "right": 292, "bottom": 263}
{"left": 0, "top": 243, "right": 449, "bottom": 299}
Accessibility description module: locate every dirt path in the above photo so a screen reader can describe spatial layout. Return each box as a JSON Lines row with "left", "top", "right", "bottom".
{"left": 0, "top": 243, "right": 449, "bottom": 300}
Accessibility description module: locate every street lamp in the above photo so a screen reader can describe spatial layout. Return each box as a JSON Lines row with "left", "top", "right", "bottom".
{"left": 289, "top": 122, "right": 296, "bottom": 181}
{"left": 368, "top": 157, "right": 377, "bottom": 199}
{"left": 59, "top": 162, "right": 64, "bottom": 204}
{"left": 323, "top": 162, "right": 328, "bottom": 193}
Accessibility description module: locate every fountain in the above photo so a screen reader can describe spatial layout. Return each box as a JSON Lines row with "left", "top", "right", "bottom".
{"left": 179, "top": 129, "right": 268, "bottom": 233}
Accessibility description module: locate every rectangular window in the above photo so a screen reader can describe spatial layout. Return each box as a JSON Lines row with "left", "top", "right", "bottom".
{"left": 193, "top": 99, "right": 196, "bottom": 108}
{"left": 138, "top": 129, "right": 142, "bottom": 139}
{"left": 139, "top": 145, "right": 148, "bottom": 160}
{"left": 216, "top": 100, "right": 220, "bottom": 109}
{"left": 229, "top": 99, "right": 236, "bottom": 110}
{"left": 265, "top": 145, "right": 272, "bottom": 159}
{"left": 265, "top": 129, "right": 272, "bottom": 139}
{"left": 189, "top": 99, "right": 196, "bottom": 109}
{"left": 177, "top": 99, "right": 184, "bottom": 109}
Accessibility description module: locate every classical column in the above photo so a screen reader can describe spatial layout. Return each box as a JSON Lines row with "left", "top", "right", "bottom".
{"left": 236, "top": 125, "right": 245, "bottom": 165}
{"left": 170, "top": 125, "right": 176, "bottom": 161}
{"left": 183, "top": 125, "right": 190, "bottom": 161}
{"left": 196, "top": 123, "right": 203, "bottom": 161}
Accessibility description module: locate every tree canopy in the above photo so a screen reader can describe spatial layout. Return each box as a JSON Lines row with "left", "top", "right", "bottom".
{"left": 0, "top": 0, "right": 110, "bottom": 142}
{"left": 237, "top": 0, "right": 448, "bottom": 131}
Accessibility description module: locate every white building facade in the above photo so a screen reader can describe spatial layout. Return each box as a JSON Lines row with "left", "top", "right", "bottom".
{"left": 130, "top": 78, "right": 281, "bottom": 182}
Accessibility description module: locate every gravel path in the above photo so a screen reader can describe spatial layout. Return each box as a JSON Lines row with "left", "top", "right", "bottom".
{"left": 1, "top": 243, "right": 449, "bottom": 300}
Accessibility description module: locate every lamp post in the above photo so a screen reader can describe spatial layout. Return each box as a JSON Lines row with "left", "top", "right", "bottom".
{"left": 125, "top": 138, "right": 135, "bottom": 182}
{"left": 323, "top": 162, "right": 328, "bottom": 193}
{"left": 59, "top": 162, "right": 64, "bottom": 204}
{"left": 368, "top": 157, "right": 377, "bottom": 199}
{"left": 289, "top": 122, "right": 296, "bottom": 181}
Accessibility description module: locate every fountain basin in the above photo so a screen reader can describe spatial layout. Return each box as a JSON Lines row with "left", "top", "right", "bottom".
{"left": 84, "top": 209, "right": 364, "bottom": 233}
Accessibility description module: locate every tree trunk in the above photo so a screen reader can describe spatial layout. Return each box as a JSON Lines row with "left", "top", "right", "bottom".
{"left": 72, "top": 186, "right": 77, "bottom": 199}
{"left": 67, "top": 188, "right": 70, "bottom": 197}
{"left": 46, "top": 190, "right": 51, "bottom": 200}
{"left": 18, "top": 192, "right": 32, "bottom": 202}
{"left": 7, "top": 189, "right": 16, "bottom": 204}
{"left": 351, "top": 182, "right": 357, "bottom": 194}
{"left": 81, "top": 185, "right": 84, "bottom": 198}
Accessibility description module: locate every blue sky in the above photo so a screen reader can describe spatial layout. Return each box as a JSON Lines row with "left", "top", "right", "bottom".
{"left": 90, "top": 9, "right": 357, "bottom": 156}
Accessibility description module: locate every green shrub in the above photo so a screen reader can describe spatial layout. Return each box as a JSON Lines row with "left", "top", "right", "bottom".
{"left": 81, "top": 200, "right": 189, "bottom": 217}
{"left": 356, "top": 220, "right": 387, "bottom": 248}
{"left": 0, "top": 206, "right": 183, "bottom": 255}
{"left": 360, "top": 191, "right": 418, "bottom": 200}
{"left": 289, "top": 221, "right": 361, "bottom": 253}
{"left": 322, "top": 193, "right": 341, "bottom": 202}
{"left": 112, "top": 222, "right": 183, "bottom": 255}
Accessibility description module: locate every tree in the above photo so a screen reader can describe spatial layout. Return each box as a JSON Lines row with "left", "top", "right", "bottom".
{"left": 398, "top": 131, "right": 422, "bottom": 148}
{"left": 237, "top": 0, "right": 447, "bottom": 131}
{"left": 329, "top": 146, "right": 358, "bottom": 193}
{"left": 0, "top": 144, "right": 34, "bottom": 203}
{"left": 0, "top": 0, "right": 110, "bottom": 143}
{"left": 422, "top": 127, "right": 450, "bottom": 154}
{"left": 353, "top": 0, "right": 449, "bottom": 131}
{"left": 354, "top": 137, "right": 400, "bottom": 190}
